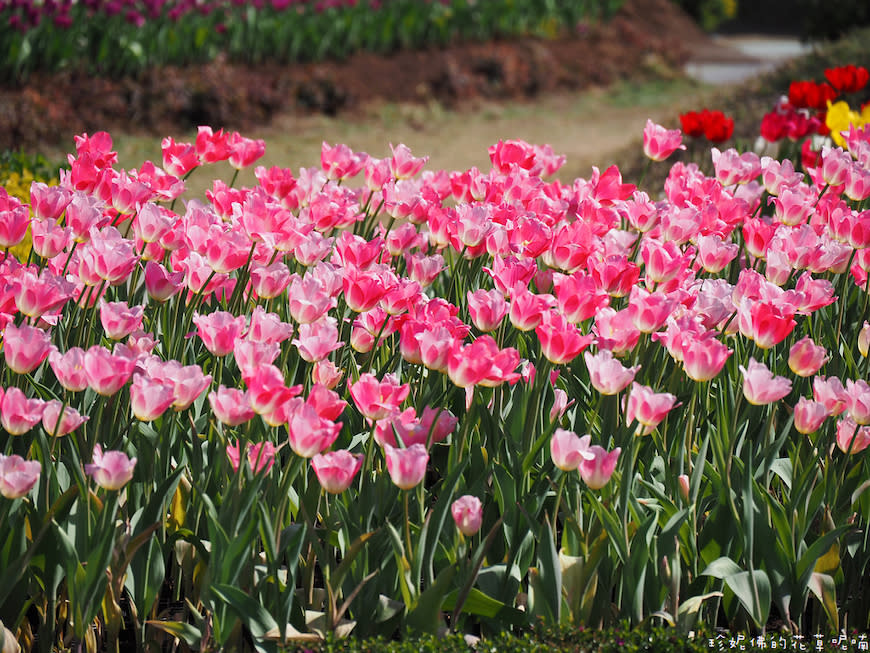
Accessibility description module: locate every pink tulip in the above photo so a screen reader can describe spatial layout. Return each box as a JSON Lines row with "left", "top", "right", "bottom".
{"left": 549, "top": 388, "right": 575, "bottom": 423}
{"left": 3, "top": 323, "right": 53, "bottom": 374}
{"left": 0, "top": 454, "right": 41, "bottom": 499}
{"left": 1, "top": 387, "right": 45, "bottom": 435}
{"left": 625, "top": 383, "right": 679, "bottom": 433}
{"left": 288, "top": 404, "right": 342, "bottom": 458}
{"left": 451, "top": 495, "right": 483, "bottom": 536}
{"left": 30, "top": 182, "right": 71, "bottom": 221}
{"left": 793, "top": 397, "right": 829, "bottom": 434}
{"left": 133, "top": 202, "right": 174, "bottom": 244}
{"left": 627, "top": 286, "right": 677, "bottom": 334}
{"left": 696, "top": 234, "right": 739, "bottom": 274}
{"left": 594, "top": 307, "right": 641, "bottom": 355}
{"left": 49, "top": 347, "right": 89, "bottom": 392}
{"left": 228, "top": 132, "right": 266, "bottom": 169}
{"left": 193, "top": 311, "right": 246, "bottom": 357}
{"left": 508, "top": 285, "right": 553, "bottom": 332}
{"left": 551, "top": 272, "right": 610, "bottom": 324}
{"left": 311, "top": 450, "right": 363, "bottom": 494}
{"left": 711, "top": 148, "right": 761, "bottom": 186}
{"left": 642, "top": 120, "right": 685, "bottom": 162}
{"left": 30, "top": 218, "right": 71, "bottom": 259}
{"left": 144, "top": 260, "right": 184, "bottom": 302}
{"left": 579, "top": 445, "right": 621, "bottom": 490}
{"left": 312, "top": 359, "right": 344, "bottom": 390}
{"left": 550, "top": 429, "right": 593, "bottom": 472}
{"left": 820, "top": 146, "right": 852, "bottom": 186}
{"left": 148, "top": 361, "right": 212, "bottom": 411}
{"left": 226, "top": 440, "right": 276, "bottom": 475}
{"left": 588, "top": 254, "right": 640, "bottom": 298}
{"left": 100, "top": 300, "right": 144, "bottom": 340}
{"left": 209, "top": 386, "right": 256, "bottom": 426}
{"left": 292, "top": 317, "right": 342, "bottom": 363}
{"left": 349, "top": 373, "right": 410, "bottom": 422}
{"left": 233, "top": 340, "right": 281, "bottom": 380}
{"left": 130, "top": 374, "right": 176, "bottom": 421}
{"left": 813, "top": 376, "right": 848, "bottom": 416}
{"left": 86, "top": 444, "right": 136, "bottom": 490}
{"left": 536, "top": 312, "right": 595, "bottom": 365}
{"left": 384, "top": 443, "right": 429, "bottom": 490}
{"left": 84, "top": 345, "right": 136, "bottom": 396}
{"left": 682, "top": 336, "right": 732, "bottom": 382}
{"left": 788, "top": 336, "right": 829, "bottom": 377}
{"left": 584, "top": 350, "right": 639, "bottom": 395}
{"left": 0, "top": 203, "right": 30, "bottom": 248}
{"left": 846, "top": 379, "right": 870, "bottom": 425}
{"left": 238, "top": 309, "right": 290, "bottom": 347}
{"left": 161, "top": 137, "right": 199, "bottom": 177}
{"left": 306, "top": 384, "right": 347, "bottom": 422}
{"left": 746, "top": 300, "right": 796, "bottom": 350}
{"left": 12, "top": 269, "right": 75, "bottom": 319}
{"left": 467, "top": 288, "right": 508, "bottom": 332}
{"left": 836, "top": 416, "right": 870, "bottom": 455}
{"left": 740, "top": 358, "right": 792, "bottom": 405}
{"left": 321, "top": 142, "right": 367, "bottom": 181}
{"left": 389, "top": 143, "right": 427, "bottom": 179}
{"left": 42, "top": 401, "right": 88, "bottom": 436}
{"left": 446, "top": 339, "right": 497, "bottom": 388}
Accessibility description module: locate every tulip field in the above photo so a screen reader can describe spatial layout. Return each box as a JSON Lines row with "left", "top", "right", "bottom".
{"left": 3, "top": 1, "right": 870, "bottom": 647}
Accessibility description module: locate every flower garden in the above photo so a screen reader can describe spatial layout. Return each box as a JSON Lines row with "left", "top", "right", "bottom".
{"left": 2, "top": 1, "right": 870, "bottom": 652}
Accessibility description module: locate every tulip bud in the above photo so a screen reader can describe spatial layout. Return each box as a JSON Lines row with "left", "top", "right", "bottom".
{"left": 451, "top": 495, "right": 483, "bottom": 536}
{"left": 859, "top": 321, "right": 870, "bottom": 358}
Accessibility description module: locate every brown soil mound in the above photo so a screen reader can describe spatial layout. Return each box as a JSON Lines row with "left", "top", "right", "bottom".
{"left": 0, "top": 0, "right": 709, "bottom": 152}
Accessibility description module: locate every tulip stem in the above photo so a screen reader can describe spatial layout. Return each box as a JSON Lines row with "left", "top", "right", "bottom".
{"left": 403, "top": 490, "right": 413, "bottom": 568}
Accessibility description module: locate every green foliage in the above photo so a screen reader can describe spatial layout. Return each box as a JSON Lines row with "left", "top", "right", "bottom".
{"left": 669, "top": 0, "right": 737, "bottom": 31}
{"left": 0, "top": 0, "right": 626, "bottom": 82}
{"left": 793, "top": 0, "right": 870, "bottom": 41}
{"left": 294, "top": 623, "right": 712, "bottom": 652}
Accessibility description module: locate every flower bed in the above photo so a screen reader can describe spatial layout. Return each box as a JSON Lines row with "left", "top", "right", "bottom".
{"left": 0, "top": 0, "right": 623, "bottom": 82}
{"left": 1, "top": 66, "right": 870, "bottom": 652}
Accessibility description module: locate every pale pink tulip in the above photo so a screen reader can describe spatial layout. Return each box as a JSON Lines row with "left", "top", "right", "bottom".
{"left": 130, "top": 374, "right": 176, "bottom": 421}
{"left": 642, "top": 120, "right": 685, "bottom": 162}
{"left": 86, "top": 444, "right": 136, "bottom": 490}
{"left": 579, "top": 445, "right": 621, "bottom": 490}
{"left": 287, "top": 404, "right": 341, "bottom": 458}
{"left": 292, "top": 317, "right": 342, "bottom": 363}
{"left": 1, "top": 387, "right": 45, "bottom": 435}
{"left": 584, "top": 350, "right": 639, "bottom": 395}
{"left": 625, "top": 383, "right": 679, "bottom": 433}
{"left": 384, "top": 443, "right": 429, "bottom": 490}
{"left": 349, "top": 373, "right": 410, "bottom": 421}
{"left": 0, "top": 454, "right": 41, "bottom": 498}
{"left": 836, "top": 416, "right": 870, "bottom": 455}
{"left": 311, "top": 450, "right": 363, "bottom": 494}
{"left": 42, "top": 401, "right": 88, "bottom": 436}
{"left": 846, "top": 379, "right": 870, "bottom": 425}
{"left": 226, "top": 440, "right": 276, "bottom": 475}
{"left": 451, "top": 495, "right": 483, "bottom": 536}
{"left": 550, "top": 429, "right": 593, "bottom": 472}
{"left": 84, "top": 345, "right": 136, "bottom": 396}
{"left": 209, "top": 386, "right": 256, "bottom": 426}
{"left": 793, "top": 397, "right": 829, "bottom": 434}
{"left": 682, "top": 337, "right": 732, "bottom": 382}
{"left": 740, "top": 358, "right": 792, "bottom": 405}
{"left": 3, "top": 323, "right": 53, "bottom": 375}
{"left": 100, "top": 300, "right": 144, "bottom": 340}
{"left": 788, "top": 336, "right": 829, "bottom": 377}
{"left": 192, "top": 311, "right": 246, "bottom": 357}
{"left": 49, "top": 347, "right": 89, "bottom": 392}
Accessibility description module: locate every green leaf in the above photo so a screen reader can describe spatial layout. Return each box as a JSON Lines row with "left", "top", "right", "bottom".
{"left": 701, "top": 556, "right": 743, "bottom": 580}
{"left": 529, "top": 520, "right": 561, "bottom": 624}
{"left": 209, "top": 583, "right": 279, "bottom": 653}
{"left": 807, "top": 572, "right": 838, "bottom": 631}
{"left": 417, "top": 458, "right": 467, "bottom": 585}
{"left": 677, "top": 591, "right": 723, "bottom": 631}
{"left": 146, "top": 620, "right": 202, "bottom": 646}
{"left": 405, "top": 564, "right": 456, "bottom": 634}
{"left": 725, "top": 569, "right": 771, "bottom": 628}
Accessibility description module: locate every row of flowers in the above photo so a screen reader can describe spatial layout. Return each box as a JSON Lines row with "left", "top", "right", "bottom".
{"left": 1, "top": 66, "right": 870, "bottom": 649}
{"left": 0, "top": 0, "right": 621, "bottom": 81}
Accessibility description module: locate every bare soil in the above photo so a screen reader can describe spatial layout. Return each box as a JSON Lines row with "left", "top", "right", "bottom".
{"left": 0, "top": 0, "right": 712, "bottom": 153}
